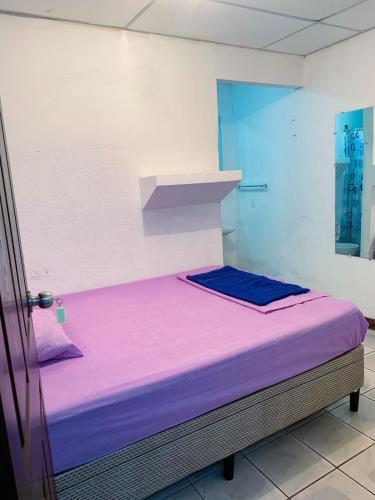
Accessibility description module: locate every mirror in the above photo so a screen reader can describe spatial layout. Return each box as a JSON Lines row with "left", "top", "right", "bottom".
{"left": 335, "top": 107, "right": 375, "bottom": 259}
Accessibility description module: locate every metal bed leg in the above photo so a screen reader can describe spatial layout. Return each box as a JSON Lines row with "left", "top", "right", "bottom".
{"left": 350, "top": 390, "right": 360, "bottom": 412}
{"left": 223, "top": 454, "right": 234, "bottom": 480}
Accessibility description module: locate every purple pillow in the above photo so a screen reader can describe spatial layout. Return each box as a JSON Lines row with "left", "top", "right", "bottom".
{"left": 33, "top": 309, "right": 83, "bottom": 363}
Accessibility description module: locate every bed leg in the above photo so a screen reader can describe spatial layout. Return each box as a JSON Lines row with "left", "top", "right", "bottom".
{"left": 350, "top": 390, "right": 360, "bottom": 412}
{"left": 223, "top": 454, "right": 235, "bottom": 481}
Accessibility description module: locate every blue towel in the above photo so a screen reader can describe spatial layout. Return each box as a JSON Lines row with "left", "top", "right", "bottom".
{"left": 187, "top": 266, "right": 310, "bottom": 306}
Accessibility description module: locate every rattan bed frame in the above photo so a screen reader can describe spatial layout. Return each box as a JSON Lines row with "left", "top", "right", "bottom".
{"left": 54, "top": 345, "right": 364, "bottom": 500}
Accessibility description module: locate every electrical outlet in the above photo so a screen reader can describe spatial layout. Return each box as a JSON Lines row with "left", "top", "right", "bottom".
{"left": 29, "top": 268, "right": 51, "bottom": 280}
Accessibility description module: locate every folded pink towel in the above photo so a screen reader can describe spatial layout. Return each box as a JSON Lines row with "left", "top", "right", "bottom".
{"left": 177, "top": 267, "right": 328, "bottom": 313}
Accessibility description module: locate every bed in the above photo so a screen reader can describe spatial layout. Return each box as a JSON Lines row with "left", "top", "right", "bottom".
{"left": 40, "top": 267, "right": 368, "bottom": 499}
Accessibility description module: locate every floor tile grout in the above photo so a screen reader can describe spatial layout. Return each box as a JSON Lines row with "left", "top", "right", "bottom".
{"left": 153, "top": 372, "right": 375, "bottom": 499}
{"left": 190, "top": 482, "right": 205, "bottom": 499}
{"left": 242, "top": 453, "right": 289, "bottom": 498}
{"left": 286, "top": 427, "right": 338, "bottom": 468}
{"left": 289, "top": 417, "right": 375, "bottom": 469}
{"left": 248, "top": 412, "right": 375, "bottom": 497}
{"left": 339, "top": 466, "right": 375, "bottom": 496}
{"left": 288, "top": 469, "right": 337, "bottom": 498}
{"left": 328, "top": 401, "right": 375, "bottom": 441}
{"left": 189, "top": 405, "right": 375, "bottom": 499}
{"left": 337, "top": 443, "right": 375, "bottom": 469}
{"left": 337, "top": 442, "right": 375, "bottom": 468}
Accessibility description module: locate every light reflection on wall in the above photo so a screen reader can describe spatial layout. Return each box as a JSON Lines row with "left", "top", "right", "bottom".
{"left": 217, "top": 81, "right": 298, "bottom": 274}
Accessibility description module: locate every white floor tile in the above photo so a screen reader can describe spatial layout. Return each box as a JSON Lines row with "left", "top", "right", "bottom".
{"left": 167, "top": 486, "right": 202, "bottom": 500}
{"left": 364, "top": 345, "right": 374, "bottom": 356}
{"left": 194, "top": 457, "right": 286, "bottom": 499}
{"left": 340, "top": 445, "right": 375, "bottom": 494}
{"left": 365, "top": 351, "right": 375, "bottom": 371}
{"left": 363, "top": 330, "right": 375, "bottom": 349}
{"left": 364, "top": 389, "right": 375, "bottom": 401}
{"left": 330, "top": 396, "right": 375, "bottom": 439}
{"left": 291, "top": 413, "right": 372, "bottom": 466}
{"left": 147, "top": 479, "right": 191, "bottom": 499}
{"left": 187, "top": 462, "right": 221, "bottom": 484}
{"left": 293, "top": 469, "right": 374, "bottom": 499}
{"left": 245, "top": 434, "right": 333, "bottom": 497}
{"left": 240, "top": 430, "right": 287, "bottom": 455}
{"left": 325, "top": 396, "right": 349, "bottom": 411}
{"left": 187, "top": 454, "right": 241, "bottom": 483}
{"left": 365, "top": 352, "right": 375, "bottom": 372}
{"left": 286, "top": 410, "right": 326, "bottom": 432}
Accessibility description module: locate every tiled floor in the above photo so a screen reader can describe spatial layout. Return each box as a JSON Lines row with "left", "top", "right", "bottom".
{"left": 148, "top": 335, "right": 375, "bottom": 499}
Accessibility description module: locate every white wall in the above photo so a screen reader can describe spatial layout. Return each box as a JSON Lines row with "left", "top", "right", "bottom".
{"left": 217, "top": 83, "right": 238, "bottom": 267}
{"left": 284, "top": 30, "right": 375, "bottom": 317}
{"left": 217, "top": 31, "right": 375, "bottom": 318}
{"left": 0, "top": 14, "right": 303, "bottom": 294}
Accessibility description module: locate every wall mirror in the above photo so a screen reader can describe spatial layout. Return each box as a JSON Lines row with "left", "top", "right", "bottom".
{"left": 335, "top": 107, "right": 375, "bottom": 259}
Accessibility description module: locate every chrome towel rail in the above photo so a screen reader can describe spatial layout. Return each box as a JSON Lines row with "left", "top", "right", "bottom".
{"left": 237, "top": 183, "right": 268, "bottom": 191}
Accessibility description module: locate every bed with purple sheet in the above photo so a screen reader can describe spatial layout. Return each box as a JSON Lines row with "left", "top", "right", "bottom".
{"left": 42, "top": 267, "right": 367, "bottom": 500}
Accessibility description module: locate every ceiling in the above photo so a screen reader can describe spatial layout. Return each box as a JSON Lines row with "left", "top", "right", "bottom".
{"left": 0, "top": 0, "right": 375, "bottom": 56}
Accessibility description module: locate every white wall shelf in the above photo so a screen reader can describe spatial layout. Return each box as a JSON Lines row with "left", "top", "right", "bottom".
{"left": 140, "top": 171, "right": 241, "bottom": 210}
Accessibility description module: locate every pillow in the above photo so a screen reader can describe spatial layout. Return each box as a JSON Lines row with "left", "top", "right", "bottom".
{"left": 33, "top": 309, "right": 83, "bottom": 363}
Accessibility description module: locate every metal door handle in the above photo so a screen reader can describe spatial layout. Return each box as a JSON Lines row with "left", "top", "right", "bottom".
{"left": 27, "top": 291, "right": 53, "bottom": 311}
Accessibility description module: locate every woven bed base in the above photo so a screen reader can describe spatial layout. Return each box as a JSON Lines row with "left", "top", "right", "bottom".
{"left": 55, "top": 345, "right": 364, "bottom": 500}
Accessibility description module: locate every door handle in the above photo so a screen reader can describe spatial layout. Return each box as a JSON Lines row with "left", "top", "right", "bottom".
{"left": 27, "top": 291, "right": 53, "bottom": 312}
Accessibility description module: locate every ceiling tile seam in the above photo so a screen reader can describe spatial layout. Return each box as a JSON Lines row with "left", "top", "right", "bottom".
{"left": 210, "top": 0, "right": 316, "bottom": 22}
{"left": 212, "top": 0, "right": 368, "bottom": 23}
{"left": 261, "top": 22, "right": 317, "bottom": 49}
{"left": 261, "top": 16, "right": 363, "bottom": 51}
{"left": 124, "top": 26, "right": 304, "bottom": 57}
{"left": 125, "top": 0, "right": 157, "bottom": 28}
{"left": 307, "top": 22, "right": 375, "bottom": 51}
{"left": 0, "top": 8, "right": 353, "bottom": 58}
{"left": 0, "top": 8, "right": 123, "bottom": 29}
{"left": 0, "top": 5, "right": 373, "bottom": 62}
{"left": 359, "top": 23, "right": 375, "bottom": 34}
{"left": 317, "top": 0, "right": 369, "bottom": 22}
{"left": 130, "top": 26, "right": 362, "bottom": 58}
{"left": 319, "top": 21, "right": 361, "bottom": 33}
{"left": 304, "top": 31, "right": 361, "bottom": 56}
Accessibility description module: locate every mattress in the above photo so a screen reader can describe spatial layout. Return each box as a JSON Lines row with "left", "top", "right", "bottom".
{"left": 39, "top": 267, "right": 368, "bottom": 473}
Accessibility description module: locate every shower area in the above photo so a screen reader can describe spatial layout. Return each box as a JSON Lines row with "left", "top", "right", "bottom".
{"left": 335, "top": 109, "right": 364, "bottom": 256}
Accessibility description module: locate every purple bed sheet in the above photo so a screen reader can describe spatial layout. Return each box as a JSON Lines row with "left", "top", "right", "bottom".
{"left": 39, "top": 267, "right": 368, "bottom": 473}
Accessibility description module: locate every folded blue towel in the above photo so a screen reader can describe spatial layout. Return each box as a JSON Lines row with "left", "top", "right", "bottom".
{"left": 187, "top": 266, "right": 309, "bottom": 306}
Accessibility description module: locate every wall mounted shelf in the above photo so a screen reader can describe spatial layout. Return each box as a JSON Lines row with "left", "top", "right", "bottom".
{"left": 140, "top": 170, "right": 241, "bottom": 210}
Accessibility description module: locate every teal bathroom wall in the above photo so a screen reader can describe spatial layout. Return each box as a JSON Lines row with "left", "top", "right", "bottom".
{"left": 217, "top": 81, "right": 298, "bottom": 272}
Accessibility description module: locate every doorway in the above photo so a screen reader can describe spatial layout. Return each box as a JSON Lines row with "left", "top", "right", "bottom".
{"left": 217, "top": 81, "right": 299, "bottom": 274}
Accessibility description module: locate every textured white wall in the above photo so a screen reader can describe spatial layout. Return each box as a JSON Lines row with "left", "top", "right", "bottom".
{"left": 217, "top": 31, "right": 375, "bottom": 318}
{"left": 281, "top": 30, "right": 375, "bottom": 317}
{"left": 0, "top": 14, "right": 303, "bottom": 294}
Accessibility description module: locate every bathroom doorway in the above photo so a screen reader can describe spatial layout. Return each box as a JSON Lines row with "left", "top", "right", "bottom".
{"left": 217, "top": 81, "right": 299, "bottom": 274}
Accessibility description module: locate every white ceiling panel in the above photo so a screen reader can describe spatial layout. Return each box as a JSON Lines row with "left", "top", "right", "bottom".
{"left": 0, "top": 0, "right": 151, "bottom": 27}
{"left": 213, "top": 0, "right": 364, "bottom": 21}
{"left": 130, "top": 0, "right": 312, "bottom": 49}
{"left": 266, "top": 23, "right": 356, "bottom": 55}
{"left": 324, "top": 0, "right": 375, "bottom": 31}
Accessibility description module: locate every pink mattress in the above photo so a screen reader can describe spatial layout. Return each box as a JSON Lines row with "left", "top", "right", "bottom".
{"left": 39, "top": 267, "right": 368, "bottom": 473}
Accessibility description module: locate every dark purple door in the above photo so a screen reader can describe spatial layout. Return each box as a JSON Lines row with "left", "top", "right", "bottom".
{"left": 0, "top": 103, "right": 55, "bottom": 499}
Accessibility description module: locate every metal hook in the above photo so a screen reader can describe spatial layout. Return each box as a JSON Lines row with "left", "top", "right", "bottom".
{"left": 55, "top": 297, "right": 63, "bottom": 307}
